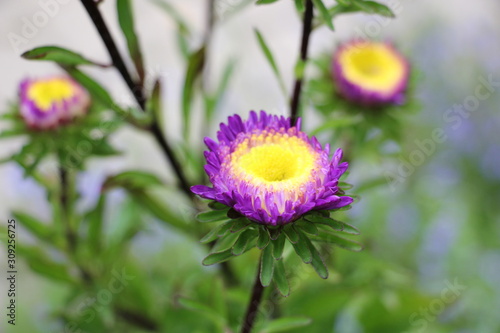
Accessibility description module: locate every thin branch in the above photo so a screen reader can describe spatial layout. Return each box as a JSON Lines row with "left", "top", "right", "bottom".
{"left": 79, "top": 0, "right": 193, "bottom": 198}
{"left": 240, "top": 258, "right": 265, "bottom": 333}
{"left": 80, "top": 0, "right": 145, "bottom": 109}
{"left": 290, "top": 0, "right": 314, "bottom": 126}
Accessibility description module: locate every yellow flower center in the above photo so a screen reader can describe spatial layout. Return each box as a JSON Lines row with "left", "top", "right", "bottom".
{"left": 27, "top": 78, "right": 75, "bottom": 110}
{"left": 338, "top": 42, "right": 406, "bottom": 93}
{"left": 231, "top": 131, "right": 317, "bottom": 188}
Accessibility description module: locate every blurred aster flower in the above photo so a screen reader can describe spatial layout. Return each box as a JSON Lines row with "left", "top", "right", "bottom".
{"left": 191, "top": 111, "right": 353, "bottom": 225}
{"left": 19, "top": 76, "right": 90, "bottom": 130}
{"left": 333, "top": 40, "right": 409, "bottom": 106}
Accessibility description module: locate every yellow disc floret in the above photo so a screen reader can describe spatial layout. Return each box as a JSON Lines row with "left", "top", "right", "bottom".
{"left": 27, "top": 78, "right": 75, "bottom": 110}
{"left": 338, "top": 42, "right": 406, "bottom": 93}
{"left": 231, "top": 130, "right": 318, "bottom": 190}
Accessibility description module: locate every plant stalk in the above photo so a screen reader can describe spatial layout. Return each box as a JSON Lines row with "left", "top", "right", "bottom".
{"left": 290, "top": 0, "right": 314, "bottom": 126}
{"left": 79, "top": 0, "right": 192, "bottom": 198}
{"left": 240, "top": 257, "right": 265, "bottom": 333}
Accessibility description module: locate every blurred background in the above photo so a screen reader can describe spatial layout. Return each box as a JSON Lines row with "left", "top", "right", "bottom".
{"left": 1, "top": 0, "right": 500, "bottom": 332}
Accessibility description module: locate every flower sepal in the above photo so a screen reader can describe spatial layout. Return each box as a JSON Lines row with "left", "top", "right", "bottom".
{"left": 198, "top": 206, "right": 362, "bottom": 297}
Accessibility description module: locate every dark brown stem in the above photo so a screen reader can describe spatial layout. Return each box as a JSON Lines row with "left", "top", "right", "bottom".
{"left": 80, "top": 0, "right": 145, "bottom": 109}
{"left": 290, "top": 0, "right": 314, "bottom": 126}
{"left": 240, "top": 259, "right": 265, "bottom": 333}
{"left": 79, "top": 0, "right": 193, "bottom": 198}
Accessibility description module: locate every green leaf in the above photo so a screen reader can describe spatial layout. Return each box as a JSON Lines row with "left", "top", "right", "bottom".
{"left": 230, "top": 218, "right": 251, "bottom": 233}
{"left": 294, "top": 0, "right": 305, "bottom": 12}
{"left": 211, "top": 231, "right": 240, "bottom": 252}
{"left": 262, "top": 317, "right": 312, "bottom": 332}
{"left": 206, "top": 59, "right": 237, "bottom": 122}
{"left": 196, "top": 210, "right": 230, "bottom": 223}
{"left": 257, "top": 226, "right": 271, "bottom": 249}
{"left": 103, "top": 171, "right": 163, "bottom": 191}
{"left": 260, "top": 245, "right": 274, "bottom": 287}
{"left": 302, "top": 237, "right": 328, "bottom": 279}
{"left": 147, "top": 79, "right": 163, "bottom": 128}
{"left": 0, "top": 127, "right": 26, "bottom": 139}
{"left": 283, "top": 225, "right": 299, "bottom": 244}
{"left": 273, "top": 259, "right": 289, "bottom": 297}
{"left": 182, "top": 46, "right": 206, "bottom": 140}
{"left": 306, "top": 213, "right": 360, "bottom": 235}
{"left": 117, "top": 0, "right": 145, "bottom": 84}
{"left": 21, "top": 46, "right": 107, "bottom": 67}
{"left": 131, "top": 190, "right": 190, "bottom": 233}
{"left": 232, "top": 229, "right": 258, "bottom": 255}
{"left": 17, "top": 245, "right": 76, "bottom": 284}
{"left": 254, "top": 29, "right": 287, "bottom": 97}
{"left": 291, "top": 230, "right": 312, "bottom": 263}
{"left": 312, "top": 233, "right": 363, "bottom": 251}
{"left": 351, "top": 0, "right": 395, "bottom": 17}
{"left": 296, "top": 220, "right": 318, "bottom": 235}
{"left": 202, "top": 249, "right": 235, "bottom": 266}
{"left": 85, "top": 194, "right": 106, "bottom": 254}
{"left": 272, "top": 233, "right": 286, "bottom": 260}
{"left": 312, "top": 0, "right": 334, "bottom": 30}
{"left": 200, "top": 223, "right": 230, "bottom": 243}
{"left": 310, "top": 116, "right": 362, "bottom": 136}
{"left": 178, "top": 298, "right": 226, "bottom": 327}
{"left": 12, "top": 211, "right": 56, "bottom": 245}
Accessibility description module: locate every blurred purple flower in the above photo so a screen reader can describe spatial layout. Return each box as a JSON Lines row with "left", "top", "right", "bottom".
{"left": 19, "top": 76, "right": 90, "bottom": 130}
{"left": 332, "top": 40, "right": 409, "bottom": 106}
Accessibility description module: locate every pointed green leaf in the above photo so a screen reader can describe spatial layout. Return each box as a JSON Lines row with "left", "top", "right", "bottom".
{"left": 304, "top": 214, "right": 344, "bottom": 231}
{"left": 103, "top": 170, "right": 163, "bottom": 191}
{"left": 196, "top": 210, "right": 230, "bottom": 223}
{"left": 182, "top": 46, "right": 206, "bottom": 139}
{"left": 178, "top": 298, "right": 226, "bottom": 327}
{"left": 260, "top": 245, "right": 274, "bottom": 287}
{"left": 12, "top": 211, "right": 55, "bottom": 245}
{"left": 297, "top": 220, "right": 318, "bottom": 235}
{"left": 303, "top": 237, "right": 328, "bottom": 279}
{"left": 283, "top": 225, "right": 299, "bottom": 244}
{"left": 312, "top": 233, "right": 363, "bottom": 251}
{"left": 131, "top": 191, "right": 190, "bottom": 233}
{"left": 147, "top": 79, "right": 163, "bottom": 128}
{"left": 262, "top": 317, "right": 312, "bottom": 332}
{"left": 211, "top": 231, "right": 240, "bottom": 252}
{"left": 311, "top": 0, "right": 334, "bottom": 30}
{"left": 257, "top": 226, "right": 271, "bottom": 249}
{"left": 21, "top": 46, "right": 107, "bottom": 67}
{"left": 351, "top": 0, "right": 395, "bottom": 17}
{"left": 86, "top": 194, "right": 106, "bottom": 253}
{"left": 291, "top": 230, "right": 312, "bottom": 263}
{"left": 294, "top": 0, "right": 305, "bottom": 12}
{"left": 272, "top": 233, "right": 286, "bottom": 260}
{"left": 273, "top": 259, "right": 289, "bottom": 297}
{"left": 117, "top": 0, "right": 145, "bottom": 84}
{"left": 254, "top": 29, "right": 287, "bottom": 97}
{"left": 230, "top": 218, "right": 251, "bottom": 233}
{"left": 232, "top": 229, "right": 258, "bottom": 255}
{"left": 200, "top": 223, "right": 228, "bottom": 243}
{"left": 202, "top": 249, "right": 235, "bottom": 266}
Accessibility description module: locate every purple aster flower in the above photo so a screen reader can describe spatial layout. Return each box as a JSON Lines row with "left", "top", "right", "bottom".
{"left": 191, "top": 111, "right": 353, "bottom": 226}
{"left": 332, "top": 40, "right": 409, "bottom": 106}
{"left": 19, "top": 76, "right": 90, "bottom": 130}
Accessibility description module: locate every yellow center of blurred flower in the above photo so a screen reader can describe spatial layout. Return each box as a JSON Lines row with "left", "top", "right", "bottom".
{"left": 27, "top": 78, "right": 75, "bottom": 110}
{"left": 231, "top": 131, "right": 317, "bottom": 187}
{"left": 339, "top": 42, "right": 406, "bottom": 93}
